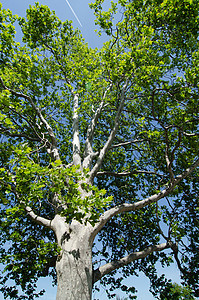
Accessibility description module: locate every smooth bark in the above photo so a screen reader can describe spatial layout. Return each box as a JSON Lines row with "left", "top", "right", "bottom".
{"left": 52, "top": 216, "right": 93, "bottom": 300}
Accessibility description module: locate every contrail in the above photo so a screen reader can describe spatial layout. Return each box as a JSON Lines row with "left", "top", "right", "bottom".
{"left": 65, "top": 0, "right": 82, "bottom": 27}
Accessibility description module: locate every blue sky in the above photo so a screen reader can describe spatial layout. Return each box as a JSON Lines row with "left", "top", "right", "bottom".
{"left": 0, "top": 0, "right": 108, "bottom": 48}
{"left": 0, "top": 0, "right": 182, "bottom": 299}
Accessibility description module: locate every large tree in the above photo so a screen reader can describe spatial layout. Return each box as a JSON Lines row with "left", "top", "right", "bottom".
{"left": 0, "top": 0, "right": 198, "bottom": 299}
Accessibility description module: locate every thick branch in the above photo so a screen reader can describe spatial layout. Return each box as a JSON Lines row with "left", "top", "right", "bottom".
{"left": 89, "top": 80, "right": 128, "bottom": 182}
{"left": 72, "top": 93, "right": 81, "bottom": 166}
{"left": 92, "top": 186, "right": 174, "bottom": 239}
{"left": 91, "top": 157, "right": 199, "bottom": 238}
{"left": 93, "top": 243, "right": 169, "bottom": 283}
{"left": 9, "top": 183, "right": 52, "bottom": 230}
{"left": 83, "top": 85, "right": 112, "bottom": 169}
{"left": 26, "top": 206, "right": 53, "bottom": 229}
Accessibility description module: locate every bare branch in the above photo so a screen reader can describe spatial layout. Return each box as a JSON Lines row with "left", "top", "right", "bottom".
{"left": 93, "top": 243, "right": 169, "bottom": 283}
{"left": 89, "top": 80, "right": 128, "bottom": 183}
{"left": 25, "top": 206, "right": 53, "bottom": 229}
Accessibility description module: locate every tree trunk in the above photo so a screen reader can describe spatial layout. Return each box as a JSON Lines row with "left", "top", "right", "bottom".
{"left": 53, "top": 216, "right": 93, "bottom": 300}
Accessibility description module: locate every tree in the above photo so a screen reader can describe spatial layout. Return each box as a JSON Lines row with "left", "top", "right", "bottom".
{"left": 0, "top": 0, "right": 198, "bottom": 299}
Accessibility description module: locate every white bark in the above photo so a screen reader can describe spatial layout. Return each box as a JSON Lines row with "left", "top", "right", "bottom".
{"left": 24, "top": 156, "right": 199, "bottom": 299}
{"left": 73, "top": 93, "right": 81, "bottom": 166}
{"left": 96, "top": 170, "right": 163, "bottom": 177}
{"left": 92, "top": 186, "right": 173, "bottom": 238}
{"left": 51, "top": 216, "right": 94, "bottom": 300}
{"left": 0, "top": 76, "right": 61, "bottom": 161}
{"left": 26, "top": 206, "right": 53, "bottom": 228}
{"left": 89, "top": 80, "right": 128, "bottom": 182}
{"left": 83, "top": 85, "right": 112, "bottom": 170}
{"left": 92, "top": 157, "right": 199, "bottom": 237}
{"left": 93, "top": 243, "right": 169, "bottom": 283}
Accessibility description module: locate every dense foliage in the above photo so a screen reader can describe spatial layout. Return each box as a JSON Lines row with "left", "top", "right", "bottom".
{"left": 0, "top": 0, "right": 198, "bottom": 299}
{"left": 158, "top": 282, "right": 196, "bottom": 300}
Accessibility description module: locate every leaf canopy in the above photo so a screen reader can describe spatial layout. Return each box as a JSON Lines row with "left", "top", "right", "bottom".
{"left": 0, "top": 0, "right": 198, "bottom": 299}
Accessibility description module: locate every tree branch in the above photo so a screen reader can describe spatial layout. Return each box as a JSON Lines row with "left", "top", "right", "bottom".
{"left": 8, "top": 181, "right": 53, "bottom": 230}
{"left": 89, "top": 80, "right": 128, "bottom": 183}
{"left": 0, "top": 76, "right": 61, "bottom": 161}
{"left": 25, "top": 206, "right": 53, "bottom": 229}
{"left": 83, "top": 85, "right": 112, "bottom": 169}
{"left": 96, "top": 170, "right": 163, "bottom": 177}
{"left": 44, "top": 42, "right": 72, "bottom": 87}
{"left": 165, "top": 129, "right": 175, "bottom": 182}
{"left": 0, "top": 126, "right": 40, "bottom": 142}
{"left": 92, "top": 186, "right": 173, "bottom": 239}
{"left": 169, "top": 241, "right": 196, "bottom": 293}
{"left": 183, "top": 132, "right": 199, "bottom": 137}
{"left": 111, "top": 139, "right": 145, "bottom": 149}
{"left": 91, "top": 157, "right": 199, "bottom": 238}
{"left": 93, "top": 242, "right": 169, "bottom": 283}
{"left": 72, "top": 93, "right": 81, "bottom": 166}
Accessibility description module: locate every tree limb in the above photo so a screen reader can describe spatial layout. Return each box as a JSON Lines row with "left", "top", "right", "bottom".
{"left": 93, "top": 242, "right": 169, "bottom": 283}
{"left": 44, "top": 42, "right": 72, "bottom": 87}
{"left": 25, "top": 206, "right": 53, "bottom": 229}
{"left": 0, "top": 126, "right": 40, "bottom": 142}
{"left": 165, "top": 129, "right": 175, "bottom": 182}
{"left": 183, "top": 132, "right": 199, "bottom": 137}
{"left": 111, "top": 139, "right": 145, "bottom": 148}
{"left": 89, "top": 80, "right": 128, "bottom": 183}
{"left": 8, "top": 174, "right": 53, "bottom": 229}
{"left": 96, "top": 170, "right": 163, "bottom": 177}
{"left": 0, "top": 76, "right": 60, "bottom": 161}
{"left": 83, "top": 85, "right": 112, "bottom": 169}
{"left": 72, "top": 93, "right": 81, "bottom": 166}
{"left": 91, "top": 157, "right": 199, "bottom": 238}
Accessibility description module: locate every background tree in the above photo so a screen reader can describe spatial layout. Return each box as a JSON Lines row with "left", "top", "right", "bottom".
{"left": 0, "top": 0, "right": 198, "bottom": 299}
{"left": 158, "top": 282, "right": 196, "bottom": 300}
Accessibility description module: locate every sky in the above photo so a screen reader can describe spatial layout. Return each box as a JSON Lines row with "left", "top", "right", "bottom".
{"left": 0, "top": 0, "right": 108, "bottom": 48}
{"left": 0, "top": 0, "right": 183, "bottom": 299}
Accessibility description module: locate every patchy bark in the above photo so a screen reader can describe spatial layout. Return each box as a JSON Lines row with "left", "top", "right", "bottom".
{"left": 51, "top": 216, "right": 93, "bottom": 300}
